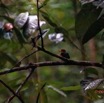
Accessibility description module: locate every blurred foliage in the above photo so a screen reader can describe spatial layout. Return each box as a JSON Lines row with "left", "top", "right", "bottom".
{"left": 0, "top": 0, "right": 104, "bottom": 103}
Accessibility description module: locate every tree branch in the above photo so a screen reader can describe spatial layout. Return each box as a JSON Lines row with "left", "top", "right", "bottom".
{"left": 0, "top": 80, "right": 24, "bottom": 103}
{"left": 7, "top": 68, "right": 36, "bottom": 103}
{"left": 37, "top": 46, "right": 70, "bottom": 62}
{"left": 36, "top": 0, "right": 44, "bottom": 48}
{"left": 12, "top": 49, "right": 39, "bottom": 68}
{"left": 0, "top": 60, "right": 102, "bottom": 76}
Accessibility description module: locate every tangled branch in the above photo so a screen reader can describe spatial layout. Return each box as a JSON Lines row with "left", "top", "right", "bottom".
{"left": 0, "top": 80, "right": 24, "bottom": 103}
{"left": 7, "top": 67, "right": 36, "bottom": 103}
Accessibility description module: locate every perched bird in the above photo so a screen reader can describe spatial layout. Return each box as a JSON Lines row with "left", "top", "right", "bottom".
{"left": 60, "top": 49, "right": 70, "bottom": 59}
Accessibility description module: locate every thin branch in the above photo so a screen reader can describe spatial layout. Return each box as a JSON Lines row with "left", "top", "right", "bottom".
{"left": 36, "top": 83, "right": 46, "bottom": 103}
{"left": 0, "top": 80, "right": 24, "bottom": 103}
{"left": 7, "top": 68, "right": 36, "bottom": 103}
{"left": 12, "top": 49, "right": 39, "bottom": 68}
{"left": 0, "top": 60, "right": 102, "bottom": 76}
{"left": 37, "top": 46, "right": 70, "bottom": 62}
{"left": 0, "top": 66, "right": 30, "bottom": 75}
{"left": 36, "top": 0, "right": 44, "bottom": 48}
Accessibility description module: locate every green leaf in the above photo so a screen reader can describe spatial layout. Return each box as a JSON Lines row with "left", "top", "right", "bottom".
{"left": 47, "top": 85, "right": 67, "bottom": 97}
{"left": 40, "top": 10, "right": 58, "bottom": 27}
{"left": 14, "top": 27, "right": 27, "bottom": 45}
{"left": 0, "top": 52, "right": 18, "bottom": 65}
{"left": 0, "top": 15, "right": 14, "bottom": 23}
{"left": 75, "top": 4, "right": 101, "bottom": 44}
{"left": 84, "top": 68, "right": 99, "bottom": 77}
{"left": 82, "top": 18, "right": 104, "bottom": 44}
{"left": 40, "top": 88, "right": 48, "bottom": 103}
{"left": 39, "top": 0, "right": 49, "bottom": 9}
{"left": 0, "top": 52, "right": 7, "bottom": 68}
{"left": 0, "top": 3, "right": 9, "bottom": 16}
{"left": 61, "top": 85, "right": 81, "bottom": 91}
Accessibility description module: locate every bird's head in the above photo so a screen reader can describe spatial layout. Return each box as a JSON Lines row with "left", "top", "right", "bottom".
{"left": 60, "top": 49, "right": 66, "bottom": 53}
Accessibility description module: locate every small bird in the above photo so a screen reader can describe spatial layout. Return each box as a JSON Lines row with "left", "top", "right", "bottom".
{"left": 60, "top": 49, "right": 70, "bottom": 59}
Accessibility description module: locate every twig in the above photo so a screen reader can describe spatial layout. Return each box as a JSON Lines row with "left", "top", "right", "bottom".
{"left": 0, "top": 80, "right": 24, "bottom": 103}
{"left": 12, "top": 49, "right": 39, "bottom": 68}
{"left": 37, "top": 46, "right": 70, "bottom": 62}
{"left": 0, "top": 60, "right": 102, "bottom": 76}
{"left": 7, "top": 68, "right": 36, "bottom": 103}
{"left": 36, "top": 0, "right": 44, "bottom": 48}
{"left": 36, "top": 83, "right": 46, "bottom": 103}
